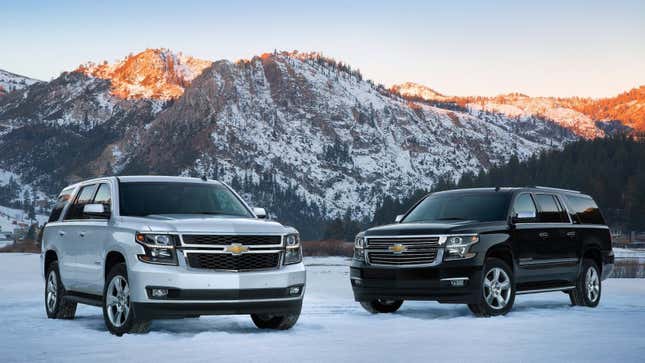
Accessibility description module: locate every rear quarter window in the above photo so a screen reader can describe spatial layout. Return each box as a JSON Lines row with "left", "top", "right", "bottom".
{"left": 565, "top": 195, "right": 605, "bottom": 225}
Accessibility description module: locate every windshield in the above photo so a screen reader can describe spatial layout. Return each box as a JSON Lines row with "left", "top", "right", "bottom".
{"left": 119, "top": 182, "right": 253, "bottom": 218}
{"left": 403, "top": 192, "right": 511, "bottom": 223}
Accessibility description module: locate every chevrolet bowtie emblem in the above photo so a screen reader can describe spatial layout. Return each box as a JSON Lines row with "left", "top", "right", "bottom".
{"left": 388, "top": 243, "right": 407, "bottom": 254}
{"left": 226, "top": 243, "right": 249, "bottom": 255}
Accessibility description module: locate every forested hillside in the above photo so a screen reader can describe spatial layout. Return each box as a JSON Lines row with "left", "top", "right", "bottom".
{"left": 371, "top": 135, "right": 645, "bottom": 231}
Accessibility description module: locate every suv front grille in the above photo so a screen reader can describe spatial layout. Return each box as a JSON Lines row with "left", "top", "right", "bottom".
{"left": 366, "top": 236, "right": 441, "bottom": 266}
{"left": 186, "top": 252, "right": 281, "bottom": 271}
{"left": 182, "top": 235, "right": 282, "bottom": 246}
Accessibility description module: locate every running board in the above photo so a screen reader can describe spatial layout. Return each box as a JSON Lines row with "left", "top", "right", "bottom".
{"left": 63, "top": 291, "right": 103, "bottom": 307}
{"left": 516, "top": 286, "right": 575, "bottom": 295}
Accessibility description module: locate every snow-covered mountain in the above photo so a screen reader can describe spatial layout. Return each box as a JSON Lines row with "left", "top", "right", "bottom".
{"left": 0, "top": 69, "right": 40, "bottom": 97}
{"left": 0, "top": 51, "right": 577, "bottom": 231}
{"left": 393, "top": 82, "right": 644, "bottom": 138}
{"left": 391, "top": 82, "right": 448, "bottom": 102}
{"left": 76, "top": 48, "right": 212, "bottom": 100}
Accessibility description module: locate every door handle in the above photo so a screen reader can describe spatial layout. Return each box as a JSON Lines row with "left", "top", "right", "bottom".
{"left": 58, "top": 231, "right": 65, "bottom": 237}
{"left": 566, "top": 231, "right": 577, "bottom": 238}
{"left": 79, "top": 231, "right": 86, "bottom": 237}
{"left": 538, "top": 232, "right": 549, "bottom": 239}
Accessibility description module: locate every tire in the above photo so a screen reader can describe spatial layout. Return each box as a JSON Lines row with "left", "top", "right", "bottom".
{"left": 569, "top": 259, "right": 601, "bottom": 307}
{"left": 45, "top": 261, "right": 77, "bottom": 319}
{"left": 102, "top": 263, "right": 151, "bottom": 336}
{"left": 359, "top": 299, "right": 403, "bottom": 314}
{"left": 250, "top": 305, "right": 302, "bottom": 330}
{"left": 468, "top": 258, "right": 515, "bottom": 317}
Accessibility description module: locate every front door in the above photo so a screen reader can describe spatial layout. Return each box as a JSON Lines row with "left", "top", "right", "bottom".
{"left": 75, "top": 183, "right": 112, "bottom": 295}
{"left": 62, "top": 183, "right": 98, "bottom": 292}
{"left": 511, "top": 193, "right": 545, "bottom": 284}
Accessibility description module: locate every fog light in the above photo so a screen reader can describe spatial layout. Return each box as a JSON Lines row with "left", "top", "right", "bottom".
{"left": 151, "top": 288, "right": 168, "bottom": 298}
{"left": 288, "top": 286, "right": 302, "bottom": 296}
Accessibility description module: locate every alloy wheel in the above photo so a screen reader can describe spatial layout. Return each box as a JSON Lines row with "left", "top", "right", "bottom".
{"left": 106, "top": 276, "right": 130, "bottom": 327}
{"left": 483, "top": 267, "right": 511, "bottom": 310}
{"left": 585, "top": 266, "right": 600, "bottom": 303}
{"left": 46, "top": 270, "right": 58, "bottom": 312}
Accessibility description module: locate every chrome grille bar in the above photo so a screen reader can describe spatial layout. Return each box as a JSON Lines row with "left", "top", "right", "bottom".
{"left": 365, "top": 235, "right": 445, "bottom": 267}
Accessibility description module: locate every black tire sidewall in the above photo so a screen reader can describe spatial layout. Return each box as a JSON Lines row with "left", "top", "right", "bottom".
{"left": 102, "top": 263, "right": 135, "bottom": 336}
{"left": 45, "top": 261, "right": 62, "bottom": 318}
{"left": 478, "top": 258, "right": 515, "bottom": 316}
{"left": 579, "top": 259, "right": 601, "bottom": 307}
{"left": 251, "top": 305, "right": 302, "bottom": 330}
{"left": 360, "top": 299, "right": 404, "bottom": 314}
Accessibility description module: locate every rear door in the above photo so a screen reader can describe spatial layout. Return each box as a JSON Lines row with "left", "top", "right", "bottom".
{"left": 531, "top": 193, "right": 577, "bottom": 282}
{"left": 44, "top": 188, "right": 76, "bottom": 288}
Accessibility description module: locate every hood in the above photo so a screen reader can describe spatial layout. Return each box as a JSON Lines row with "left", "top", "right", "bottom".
{"left": 364, "top": 220, "right": 508, "bottom": 236}
{"left": 119, "top": 214, "right": 293, "bottom": 234}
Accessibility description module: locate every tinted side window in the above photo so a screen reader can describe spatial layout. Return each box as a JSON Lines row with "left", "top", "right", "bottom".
{"left": 93, "top": 184, "right": 111, "bottom": 208}
{"left": 566, "top": 195, "right": 605, "bottom": 225}
{"left": 512, "top": 194, "right": 537, "bottom": 222}
{"left": 48, "top": 189, "right": 74, "bottom": 222}
{"left": 64, "top": 184, "right": 97, "bottom": 220}
{"left": 534, "top": 194, "right": 568, "bottom": 223}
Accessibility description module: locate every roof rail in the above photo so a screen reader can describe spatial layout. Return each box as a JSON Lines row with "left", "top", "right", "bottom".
{"left": 531, "top": 186, "right": 581, "bottom": 194}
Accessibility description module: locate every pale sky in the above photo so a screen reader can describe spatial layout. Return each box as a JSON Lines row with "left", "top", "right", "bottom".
{"left": 1, "top": 0, "right": 643, "bottom": 97}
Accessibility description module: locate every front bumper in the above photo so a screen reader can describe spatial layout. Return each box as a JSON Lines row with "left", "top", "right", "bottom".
{"left": 350, "top": 259, "right": 483, "bottom": 304}
{"left": 133, "top": 299, "right": 302, "bottom": 320}
{"left": 127, "top": 259, "right": 306, "bottom": 317}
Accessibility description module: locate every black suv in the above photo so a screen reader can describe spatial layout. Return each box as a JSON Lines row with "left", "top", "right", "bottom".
{"left": 350, "top": 187, "right": 614, "bottom": 316}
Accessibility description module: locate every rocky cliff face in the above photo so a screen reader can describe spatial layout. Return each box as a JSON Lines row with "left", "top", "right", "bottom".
{"left": 76, "top": 48, "right": 211, "bottom": 100}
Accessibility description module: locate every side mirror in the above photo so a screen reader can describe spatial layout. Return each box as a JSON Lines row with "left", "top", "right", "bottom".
{"left": 83, "top": 204, "right": 110, "bottom": 219}
{"left": 253, "top": 207, "right": 267, "bottom": 219}
{"left": 395, "top": 214, "right": 404, "bottom": 223}
{"left": 512, "top": 210, "right": 536, "bottom": 223}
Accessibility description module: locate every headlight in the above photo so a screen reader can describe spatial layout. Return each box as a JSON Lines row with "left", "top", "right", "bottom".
{"left": 135, "top": 233, "right": 179, "bottom": 265}
{"left": 444, "top": 235, "right": 479, "bottom": 260}
{"left": 353, "top": 235, "right": 365, "bottom": 261}
{"left": 284, "top": 233, "right": 302, "bottom": 265}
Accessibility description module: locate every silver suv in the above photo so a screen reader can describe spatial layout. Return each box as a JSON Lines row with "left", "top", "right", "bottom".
{"left": 41, "top": 176, "right": 306, "bottom": 335}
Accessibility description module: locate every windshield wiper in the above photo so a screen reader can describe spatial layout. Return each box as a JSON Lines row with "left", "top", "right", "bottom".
{"left": 435, "top": 217, "right": 468, "bottom": 221}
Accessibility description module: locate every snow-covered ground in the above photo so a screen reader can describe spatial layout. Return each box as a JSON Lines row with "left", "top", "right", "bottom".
{"left": 1, "top": 254, "right": 644, "bottom": 362}
{"left": 614, "top": 247, "right": 645, "bottom": 258}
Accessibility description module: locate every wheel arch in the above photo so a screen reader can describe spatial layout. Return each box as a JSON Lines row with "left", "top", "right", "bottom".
{"left": 582, "top": 247, "right": 603, "bottom": 274}
{"left": 44, "top": 249, "right": 58, "bottom": 277}
{"left": 104, "top": 251, "right": 126, "bottom": 281}
{"left": 485, "top": 244, "right": 515, "bottom": 273}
